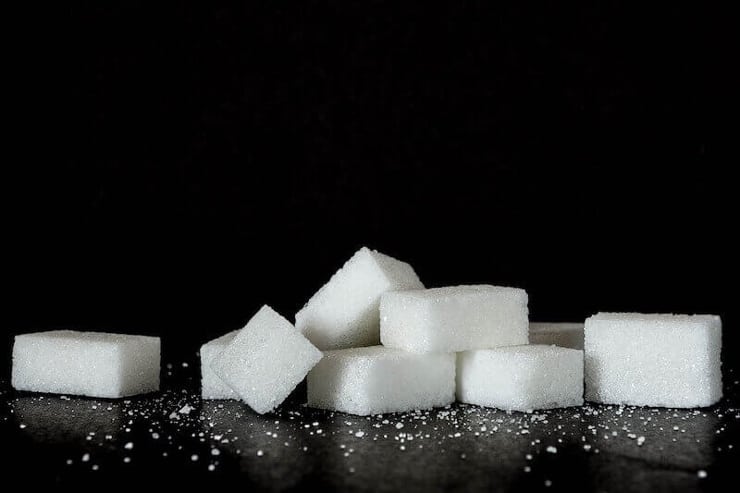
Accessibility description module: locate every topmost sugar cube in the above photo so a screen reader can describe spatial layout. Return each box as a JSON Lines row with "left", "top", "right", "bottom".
{"left": 585, "top": 313, "right": 722, "bottom": 408}
{"left": 295, "top": 247, "right": 424, "bottom": 350}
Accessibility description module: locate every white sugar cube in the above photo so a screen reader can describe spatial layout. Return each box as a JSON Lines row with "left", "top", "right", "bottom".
{"left": 529, "top": 322, "right": 584, "bottom": 350}
{"left": 457, "top": 345, "right": 584, "bottom": 412}
{"left": 307, "top": 346, "right": 455, "bottom": 415}
{"left": 212, "top": 305, "right": 322, "bottom": 414}
{"left": 295, "top": 247, "right": 424, "bottom": 350}
{"left": 380, "top": 285, "right": 528, "bottom": 353}
{"left": 12, "top": 330, "right": 160, "bottom": 398}
{"left": 585, "top": 313, "right": 722, "bottom": 407}
{"left": 200, "top": 331, "right": 238, "bottom": 400}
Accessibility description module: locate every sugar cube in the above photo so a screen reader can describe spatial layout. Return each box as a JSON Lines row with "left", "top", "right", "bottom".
{"left": 529, "top": 322, "right": 584, "bottom": 350}
{"left": 200, "top": 330, "right": 238, "bottom": 400}
{"left": 12, "top": 330, "right": 160, "bottom": 398}
{"left": 380, "top": 285, "right": 528, "bottom": 353}
{"left": 295, "top": 247, "right": 424, "bottom": 350}
{"left": 307, "top": 346, "right": 455, "bottom": 415}
{"left": 212, "top": 305, "right": 322, "bottom": 414}
{"left": 585, "top": 313, "right": 722, "bottom": 407}
{"left": 457, "top": 345, "right": 584, "bottom": 411}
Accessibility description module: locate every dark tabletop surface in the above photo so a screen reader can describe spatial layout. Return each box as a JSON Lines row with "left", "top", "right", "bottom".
{"left": 1, "top": 357, "right": 738, "bottom": 492}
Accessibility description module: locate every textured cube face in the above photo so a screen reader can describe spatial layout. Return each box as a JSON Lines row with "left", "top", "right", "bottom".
{"left": 200, "top": 331, "right": 238, "bottom": 400}
{"left": 307, "top": 346, "right": 456, "bottom": 416}
{"left": 529, "top": 323, "right": 584, "bottom": 350}
{"left": 212, "top": 306, "right": 323, "bottom": 414}
{"left": 12, "top": 331, "right": 160, "bottom": 399}
{"left": 380, "top": 285, "right": 529, "bottom": 353}
{"left": 295, "top": 247, "right": 424, "bottom": 350}
{"left": 456, "top": 345, "right": 584, "bottom": 412}
{"left": 584, "top": 313, "right": 722, "bottom": 408}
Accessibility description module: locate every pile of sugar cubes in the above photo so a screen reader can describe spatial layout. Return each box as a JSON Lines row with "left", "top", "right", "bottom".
{"left": 11, "top": 246, "right": 723, "bottom": 416}
{"left": 199, "top": 247, "right": 722, "bottom": 414}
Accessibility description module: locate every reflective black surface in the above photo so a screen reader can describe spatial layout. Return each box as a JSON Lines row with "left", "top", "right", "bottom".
{"left": 2, "top": 360, "right": 738, "bottom": 491}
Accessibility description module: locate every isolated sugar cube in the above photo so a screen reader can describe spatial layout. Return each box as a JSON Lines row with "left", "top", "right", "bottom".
{"left": 529, "top": 322, "right": 584, "bottom": 350}
{"left": 295, "top": 247, "right": 424, "bottom": 350}
{"left": 457, "top": 345, "right": 584, "bottom": 412}
{"left": 212, "top": 305, "right": 322, "bottom": 414}
{"left": 307, "top": 346, "right": 455, "bottom": 415}
{"left": 380, "top": 285, "right": 528, "bottom": 353}
{"left": 200, "top": 330, "right": 238, "bottom": 400}
{"left": 585, "top": 313, "right": 722, "bottom": 407}
{"left": 12, "top": 330, "right": 160, "bottom": 398}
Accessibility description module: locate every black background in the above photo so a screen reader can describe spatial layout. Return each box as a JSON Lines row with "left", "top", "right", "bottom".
{"left": 3, "top": 2, "right": 732, "bottom": 370}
